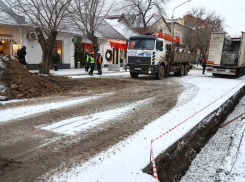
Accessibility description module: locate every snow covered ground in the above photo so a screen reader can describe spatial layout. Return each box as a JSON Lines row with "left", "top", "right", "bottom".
{"left": 40, "top": 98, "right": 153, "bottom": 135}
{"left": 0, "top": 93, "right": 113, "bottom": 123}
{"left": 181, "top": 96, "right": 245, "bottom": 182}
{"left": 230, "top": 122, "right": 245, "bottom": 181}
{"left": 42, "top": 71, "right": 245, "bottom": 182}
{"left": 30, "top": 67, "right": 125, "bottom": 77}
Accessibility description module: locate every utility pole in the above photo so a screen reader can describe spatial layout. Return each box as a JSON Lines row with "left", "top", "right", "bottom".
{"left": 171, "top": 0, "right": 191, "bottom": 36}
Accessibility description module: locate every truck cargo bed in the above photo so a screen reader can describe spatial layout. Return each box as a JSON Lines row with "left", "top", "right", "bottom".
{"left": 167, "top": 52, "right": 196, "bottom": 64}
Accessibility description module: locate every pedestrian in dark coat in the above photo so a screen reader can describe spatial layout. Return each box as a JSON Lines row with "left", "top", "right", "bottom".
{"left": 85, "top": 49, "right": 90, "bottom": 72}
{"left": 17, "top": 48, "right": 22, "bottom": 63}
{"left": 202, "top": 56, "right": 207, "bottom": 74}
{"left": 52, "top": 51, "right": 60, "bottom": 71}
{"left": 18, "top": 46, "right": 27, "bottom": 65}
{"left": 96, "top": 52, "right": 103, "bottom": 75}
{"left": 199, "top": 56, "right": 202, "bottom": 66}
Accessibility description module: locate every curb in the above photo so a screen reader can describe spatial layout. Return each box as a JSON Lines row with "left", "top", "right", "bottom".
{"left": 144, "top": 83, "right": 245, "bottom": 182}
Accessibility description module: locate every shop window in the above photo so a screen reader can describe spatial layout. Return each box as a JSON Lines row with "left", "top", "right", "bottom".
{"left": 56, "top": 40, "right": 62, "bottom": 63}
{"left": 120, "top": 49, "right": 126, "bottom": 63}
{"left": 159, "top": 26, "right": 163, "bottom": 33}
{"left": 0, "top": 41, "right": 7, "bottom": 55}
{"left": 46, "top": 40, "right": 63, "bottom": 63}
{"left": 12, "top": 43, "right": 20, "bottom": 57}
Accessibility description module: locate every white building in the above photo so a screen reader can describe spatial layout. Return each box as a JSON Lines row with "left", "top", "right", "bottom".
{"left": 0, "top": 2, "right": 139, "bottom": 70}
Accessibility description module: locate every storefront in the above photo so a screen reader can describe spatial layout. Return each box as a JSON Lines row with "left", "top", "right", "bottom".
{"left": 0, "top": 25, "right": 21, "bottom": 57}
{"left": 0, "top": 34, "right": 20, "bottom": 56}
{"left": 109, "top": 41, "right": 127, "bottom": 66}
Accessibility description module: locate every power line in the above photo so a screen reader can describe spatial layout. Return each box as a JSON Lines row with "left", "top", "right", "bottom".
{"left": 224, "top": 7, "right": 245, "bottom": 17}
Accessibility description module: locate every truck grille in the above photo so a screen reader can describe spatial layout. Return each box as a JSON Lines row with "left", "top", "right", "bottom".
{"left": 128, "top": 56, "right": 151, "bottom": 65}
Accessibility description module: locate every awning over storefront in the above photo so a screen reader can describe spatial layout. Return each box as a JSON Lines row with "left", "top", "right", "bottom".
{"left": 110, "top": 42, "right": 127, "bottom": 51}
{"left": 0, "top": 34, "right": 14, "bottom": 42}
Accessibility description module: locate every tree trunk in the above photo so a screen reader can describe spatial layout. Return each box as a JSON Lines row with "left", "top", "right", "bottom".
{"left": 92, "top": 37, "right": 99, "bottom": 58}
{"left": 35, "top": 28, "right": 58, "bottom": 74}
{"left": 42, "top": 47, "right": 54, "bottom": 74}
{"left": 74, "top": 37, "right": 82, "bottom": 67}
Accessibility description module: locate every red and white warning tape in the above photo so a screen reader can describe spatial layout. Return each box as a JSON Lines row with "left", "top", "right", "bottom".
{"left": 150, "top": 81, "right": 244, "bottom": 182}
{"left": 151, "top": 140, "right": 159, "bottom": 182}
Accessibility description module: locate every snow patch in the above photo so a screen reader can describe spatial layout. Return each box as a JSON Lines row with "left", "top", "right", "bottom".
{"left": 216, "top": 118, "right": 245, "bottom": 181}
{"left": 40, "top": 98, "right": 154, "bottom": 135}
{"left": 0, "top": 93, "right": 113, "bottom": 123}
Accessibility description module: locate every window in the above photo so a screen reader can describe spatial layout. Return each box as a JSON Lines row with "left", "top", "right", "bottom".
{"left": 128, "top": 39, "right": 155, "bottom": 50}
{"left": 46, "top": 40, "right": 63, "bottom": 63}
{"left": 56, "top": 40, "right": 63, "bottom": 63}
{"left": 156, "top": 41, "right": 163, "bottom": 51}
{"left": 159, "top": 25, "right": 163, "bottom": 33}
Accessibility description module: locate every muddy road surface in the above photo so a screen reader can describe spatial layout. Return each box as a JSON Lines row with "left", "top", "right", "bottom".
{"left": 0, "top": 76, "right": 183, "bottom": 182}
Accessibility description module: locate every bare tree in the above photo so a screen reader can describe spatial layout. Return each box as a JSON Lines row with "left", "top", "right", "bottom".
{"left": 119, "top": 0, "right": 168, "bottom": 33}
{"left": 5, "top": 0, "right": 72, "bottom": 74}
{"left": 183, "top": 7, "right": 225, "bottom": 54}
{"left": 70, "top": 0, "right": 114, "bottom": 55}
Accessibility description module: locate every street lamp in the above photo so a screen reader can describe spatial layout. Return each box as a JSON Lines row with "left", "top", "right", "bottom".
{"left": 171, "top": 0, "right": 191, "bottom": 36}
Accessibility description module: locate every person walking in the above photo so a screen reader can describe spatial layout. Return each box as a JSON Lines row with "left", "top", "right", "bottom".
{"left": 84, "top": 49, "right": 89, "bottom": 72}
{"left": 17, "top": 48, "right": 22, "bottom": 63}
{"left": 202, "top": 56, "right": 207, "bottom": 74}
{"left": 196, "top": 55, "right": 199, "bottom": 66}
{"left": 199, "top": 55, "right": 202, "bottom": 66}
{"left": 18, "top": 46, "right": 27, "bottom": 66}
{"left": 51, "top": 50, "right": 60, "bottom": 71}
{"left": 96, "top": 52, "right": 103, "bottom": 75}
{"left": 88, "top": 52, "right": 95, "bottom": 76}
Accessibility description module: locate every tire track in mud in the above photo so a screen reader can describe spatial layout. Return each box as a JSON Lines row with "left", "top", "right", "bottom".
{"left": 0, "top": 77, "right": 189, "bottom": 182}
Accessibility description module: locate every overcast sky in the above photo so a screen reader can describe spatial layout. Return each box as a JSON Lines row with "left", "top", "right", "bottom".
{"left": 165, "top": 0, "right": 245, "bottom": 37}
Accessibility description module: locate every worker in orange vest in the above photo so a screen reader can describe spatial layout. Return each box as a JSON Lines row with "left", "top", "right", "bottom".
{"left": 96, "top": 52, "right": 103, "bottom": 75}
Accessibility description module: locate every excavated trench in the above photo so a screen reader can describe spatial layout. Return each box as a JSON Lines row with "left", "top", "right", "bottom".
{"left": 143, "top": 85, "right": 245, "bottom": 182}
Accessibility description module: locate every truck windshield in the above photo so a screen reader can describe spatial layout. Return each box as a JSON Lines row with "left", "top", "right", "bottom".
{"left": 128, "top": 39, "right": 155, "bottom": 50}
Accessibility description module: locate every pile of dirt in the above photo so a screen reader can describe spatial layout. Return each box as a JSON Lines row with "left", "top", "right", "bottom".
{"left": 4, "top": 60, "right": 65, "bottom": 99}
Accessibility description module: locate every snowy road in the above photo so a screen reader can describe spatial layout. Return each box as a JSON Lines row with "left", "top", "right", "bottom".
{"left": 0, "top": 74, "right": 181, "bottom": 182}
{"left": 1, "top": 70, "right": 245, "bottom": 182}
{"left": 43, "top": 71, "right": 245, "bottom": 182}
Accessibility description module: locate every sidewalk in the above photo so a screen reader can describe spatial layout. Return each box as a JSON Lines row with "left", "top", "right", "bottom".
{"left": 30, "top": 67, "right": 125, "bottom": 76}
{"left": 30, "top": 67, "right": 128, "bottom": 78}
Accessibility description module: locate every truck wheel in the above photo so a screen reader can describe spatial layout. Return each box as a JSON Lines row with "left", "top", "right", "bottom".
{"left": 184, "top": 65, "right": 189, "bottom": 76}
{"left": 179, "top": 64, "right": 184, "bottom": 76}
{"left": 236, "top": 69, "right": 240, "bottom": 78}
{"left": 155, "top": 65, "right": 164, "bottom": 80}
{"left": 130, "top": 72, "right": 139, "bottom": 78}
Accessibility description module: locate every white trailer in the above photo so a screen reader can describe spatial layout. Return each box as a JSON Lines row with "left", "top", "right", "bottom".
{"left": 207, "top": 32, "right": 245, "bottom": 77}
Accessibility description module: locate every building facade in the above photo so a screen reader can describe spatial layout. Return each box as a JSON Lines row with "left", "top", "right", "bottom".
{"left": 0, "top": 1, "right": 139, "bottom": 70}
